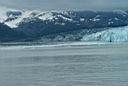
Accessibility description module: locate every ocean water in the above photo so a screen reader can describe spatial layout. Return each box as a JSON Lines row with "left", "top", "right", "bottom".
{"left": 0, "top": 42, "right": 128, "bottom": 86}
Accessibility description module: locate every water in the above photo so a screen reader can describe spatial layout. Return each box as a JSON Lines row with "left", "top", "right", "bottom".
{"left": 0, "top": 43, "right": 128, "bottom": 86}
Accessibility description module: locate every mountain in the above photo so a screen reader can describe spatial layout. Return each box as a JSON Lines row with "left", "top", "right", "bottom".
{"left": 0, "top": 23, "right": 26, "bottom": 42}
{"left": 0, "top": 7, "right": 128, "bottom": 42}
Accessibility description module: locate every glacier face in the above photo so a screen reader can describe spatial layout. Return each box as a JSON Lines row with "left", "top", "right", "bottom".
{"left": 81, "top": 26, "right": 128, "bottom": 42}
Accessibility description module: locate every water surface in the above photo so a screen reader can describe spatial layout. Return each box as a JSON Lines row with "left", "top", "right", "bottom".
{"left": 0, "top": 43, "right": 128, "bottom": 86}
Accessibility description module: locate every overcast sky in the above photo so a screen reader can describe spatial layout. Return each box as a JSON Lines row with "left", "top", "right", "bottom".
{"left": 0, "top": 0, "right": 128, "bottom": 11}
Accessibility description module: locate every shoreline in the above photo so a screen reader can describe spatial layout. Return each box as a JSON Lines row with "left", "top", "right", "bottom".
{"left": 0, "top": 43, "right": 128, "bottom": 58}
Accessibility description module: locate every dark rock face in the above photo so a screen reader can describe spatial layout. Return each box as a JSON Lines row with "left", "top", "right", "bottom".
{"left": 0, "top": 23, "right": 26, "bottom": 42}
{"left": 5, "top": 11, "right": 22, "bottom": 22}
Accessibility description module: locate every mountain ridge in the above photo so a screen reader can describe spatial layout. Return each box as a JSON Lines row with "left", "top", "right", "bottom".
{"left": 0, "top": 7, "right": 128, "bottom": 42}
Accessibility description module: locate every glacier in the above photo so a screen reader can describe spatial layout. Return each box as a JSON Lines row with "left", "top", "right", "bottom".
{"left": 81, "top": 26, "right": 128, "bottom": 42}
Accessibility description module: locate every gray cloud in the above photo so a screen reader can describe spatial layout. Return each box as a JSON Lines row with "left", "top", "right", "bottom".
{"left": 0, "top": 0, "right": 128, "bottom": 11}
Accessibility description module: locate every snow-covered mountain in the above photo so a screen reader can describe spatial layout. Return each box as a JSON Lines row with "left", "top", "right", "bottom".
{"left": 0, "top": 7, "right": 128, "bottom": 42}
{"left": 1, "top": 7, "right": 128, "bottom": 28}
{"left": 0, "top": 7, "right": 74, "bottom": 28}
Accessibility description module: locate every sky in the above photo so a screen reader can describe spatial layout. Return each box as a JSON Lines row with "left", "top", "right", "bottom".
{"left": 0, "top": 0, "right": 128, "bottom": 11}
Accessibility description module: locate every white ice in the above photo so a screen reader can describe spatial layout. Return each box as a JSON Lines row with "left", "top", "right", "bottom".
{"left": 81, "top": 26, "right": 128, "bottom": 42}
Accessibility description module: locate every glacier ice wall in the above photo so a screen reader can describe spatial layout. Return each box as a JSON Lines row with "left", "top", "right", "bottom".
{"left": 81, "top": 26, "right": 128, "bottom": 42}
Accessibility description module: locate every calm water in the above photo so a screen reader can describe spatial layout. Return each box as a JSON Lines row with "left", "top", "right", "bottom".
{"left": 0, "top": 43, "right": 128, "bottom": 86}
